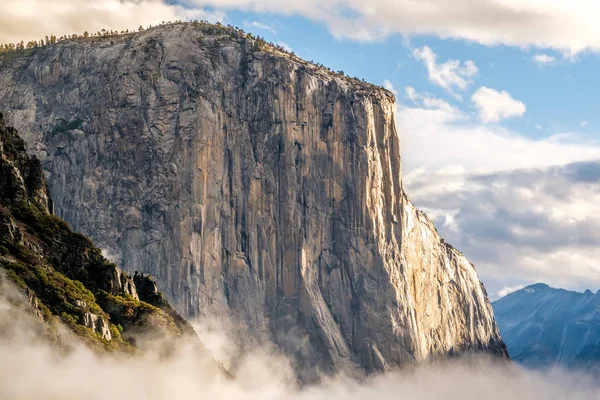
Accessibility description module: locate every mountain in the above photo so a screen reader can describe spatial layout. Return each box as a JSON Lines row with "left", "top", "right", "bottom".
{"left": 0, "top": 111, "right": 196, "bottom": 351}
{"left": 493, "top": 283, "right": 600, "bottom": 373}
{"left": 0, "top": 22, "right": 507, "bottom": 377}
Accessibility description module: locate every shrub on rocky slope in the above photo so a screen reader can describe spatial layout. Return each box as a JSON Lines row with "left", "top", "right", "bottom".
{"left": 0, "top": 112, "right": 194, "bottom": 351}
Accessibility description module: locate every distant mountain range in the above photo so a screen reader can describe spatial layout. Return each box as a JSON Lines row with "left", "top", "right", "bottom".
{"left": 493, "top": 283, "right": 600, "bottom": 373}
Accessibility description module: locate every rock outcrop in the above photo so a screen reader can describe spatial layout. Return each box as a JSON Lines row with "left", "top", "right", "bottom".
{"left": 0, "top": 112, "right": 195, "bottom": 351}
{"left": 0, "top": 22, "right": 507, "bottom": 377}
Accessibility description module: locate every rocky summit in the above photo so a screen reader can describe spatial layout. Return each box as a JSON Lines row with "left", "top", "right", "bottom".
{"left": 0, "top": 22, "right": 507, "bottom": 377}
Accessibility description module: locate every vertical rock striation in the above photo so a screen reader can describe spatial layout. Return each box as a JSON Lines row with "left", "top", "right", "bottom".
{"left": 0, "top": 23, "right": 507, "bottom": 377}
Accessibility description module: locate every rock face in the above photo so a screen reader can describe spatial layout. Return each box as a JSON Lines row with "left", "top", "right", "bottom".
{"left": 493, "top": 283, "right": 600, "bottom": 373}
{"left": 0, "top": 23, "right": 507, "bottom": 376}
{"left": 0, "top": 112, "right": 195, "bottom": 351}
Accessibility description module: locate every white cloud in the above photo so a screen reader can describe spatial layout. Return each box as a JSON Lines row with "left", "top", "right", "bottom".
{"left": 399, "top": 99, "right": 600, "bottom": 174}
{"left": 243, "top": 20, "right": 276, "bottom": 33}
{"left": 532, "top": 53, "right": 557, "bottom": 65}
{"left": 398, "top": 91, "right": 600, "bottom": 294}
{"left": 186, "top": 0, "right": 600, "bottom": 54}
{"left": 471, "top": 87, "right": 526, "bottom": 123}
{"left": 413, "top": 46, "right": 477, "bottom": 97}
{"left": 276, "top": 41, "right": 292, "bottom": 52}
{"left": 403, "top": 86, "right": 463, "bottom": 121}
{"left": 2, "top": 272, "right": 600, "bottom": 400}
{"left": 383, "top": 80, "right": 398, "bottom": 95}
{"left": 0, "top": 0, "right": 223, "bottom": 44}
{"left": 581, "top": 121, "right": 589, "bottom": 127}
{"left": 404, "top": 162, "right": 600, "bottom": 295}
{"left": 496, "top": 285, "right": 525, "bottom": 299}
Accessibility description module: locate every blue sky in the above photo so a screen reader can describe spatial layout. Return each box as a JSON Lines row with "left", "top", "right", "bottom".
{"left": 3, "top": 0, "right": 600, "bottom": 298}
{"left": 224, "top": 10, "right": 599, "bottom": 137}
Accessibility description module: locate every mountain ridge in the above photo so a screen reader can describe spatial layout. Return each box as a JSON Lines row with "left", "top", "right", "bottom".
{"left": 493, "top": 282, "right": 600, "bottom": 373}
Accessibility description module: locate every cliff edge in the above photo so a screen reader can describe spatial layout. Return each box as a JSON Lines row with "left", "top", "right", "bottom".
{"left": 0, "top": 22, "right": 507, "bottom": 377}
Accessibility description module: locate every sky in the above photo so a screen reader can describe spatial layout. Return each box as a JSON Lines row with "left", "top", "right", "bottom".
{"left": 2, "top": 0, "right": 600, "bottom": 299}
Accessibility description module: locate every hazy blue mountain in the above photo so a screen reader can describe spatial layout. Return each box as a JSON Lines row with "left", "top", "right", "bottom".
{"left": 493, "top": 283, "right": 600, "bottom": 372}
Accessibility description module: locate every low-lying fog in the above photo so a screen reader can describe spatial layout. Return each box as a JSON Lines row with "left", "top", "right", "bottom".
{"left": 1, "top": 275, "right": 598, "bottom": 400}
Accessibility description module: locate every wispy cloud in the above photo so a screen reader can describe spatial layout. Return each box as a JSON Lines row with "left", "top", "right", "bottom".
{"left": 404, "top": 86, "right": 464, "bottom": 121}
{"left": 532, "top": 53, "right": 557, "bottom": 66}
{"left": 243, "top": 20, "right": 276, "bottom": 33}
{"left": 277, "top": 41, "right": 292, "bottom": 52}
{"left": 413, "top": 46, "right": 477, "bottom": 98}
{"left": 383, "top": 80, "right": 398, "bottom": 95}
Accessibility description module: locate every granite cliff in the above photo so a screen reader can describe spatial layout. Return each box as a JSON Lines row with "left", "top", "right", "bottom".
{"left": 0, "top": 22, "right": 507, "bottom": 377}
{"left": 0, "top": 112, "right": 195, "bottom": 351}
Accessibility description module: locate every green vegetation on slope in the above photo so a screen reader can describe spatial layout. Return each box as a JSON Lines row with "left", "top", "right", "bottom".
{"left": 0, "top": 21, "right": 392, "bottom": 97}
{"left": 0, "top": 112, "right": 193, "bottom": 352}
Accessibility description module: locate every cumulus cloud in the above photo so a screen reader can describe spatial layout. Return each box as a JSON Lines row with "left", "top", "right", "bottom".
{"left": 277, "top": 41, "right": 292, "bottom": 52}
{"left": 471, "top": 87, "right": 526, "bottom": 123}
{"left": 1, "top": 272, "right": 600, "bottom": 400}
{"left": 532, "top": 53, "right": 557, "bottom": 66}
{"left": 403, "top": 86, "right": 464, "bottom": 122}
{"left": 413, "top": 46, "right": 477, "bottom": 97}
{"left": 404, "top": 161, "right": 600, "bottom": 295}
{"left": 0, "top": 0, "right": 223, "bottom": 44}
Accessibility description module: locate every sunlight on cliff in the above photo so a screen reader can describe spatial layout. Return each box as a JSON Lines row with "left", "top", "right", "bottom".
{"left": 0, "top": 277, "right": 598, "bottom": 400}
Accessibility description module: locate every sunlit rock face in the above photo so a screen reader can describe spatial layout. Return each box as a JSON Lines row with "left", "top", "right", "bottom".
{"left": 0, "top": 23, "right": 507, "bottom": 378}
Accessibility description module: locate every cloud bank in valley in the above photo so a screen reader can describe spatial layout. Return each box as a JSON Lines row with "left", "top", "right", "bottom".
{"left": 1, "top": 274, "right": 599, "bottom": 400}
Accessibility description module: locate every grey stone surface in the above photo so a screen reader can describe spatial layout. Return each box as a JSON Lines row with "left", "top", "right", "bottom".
{"left": 82, "top": 311, "right": 112, "bottom": 341}
{"left": 0, "top": 23, "right": 507, "bottom": 377}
